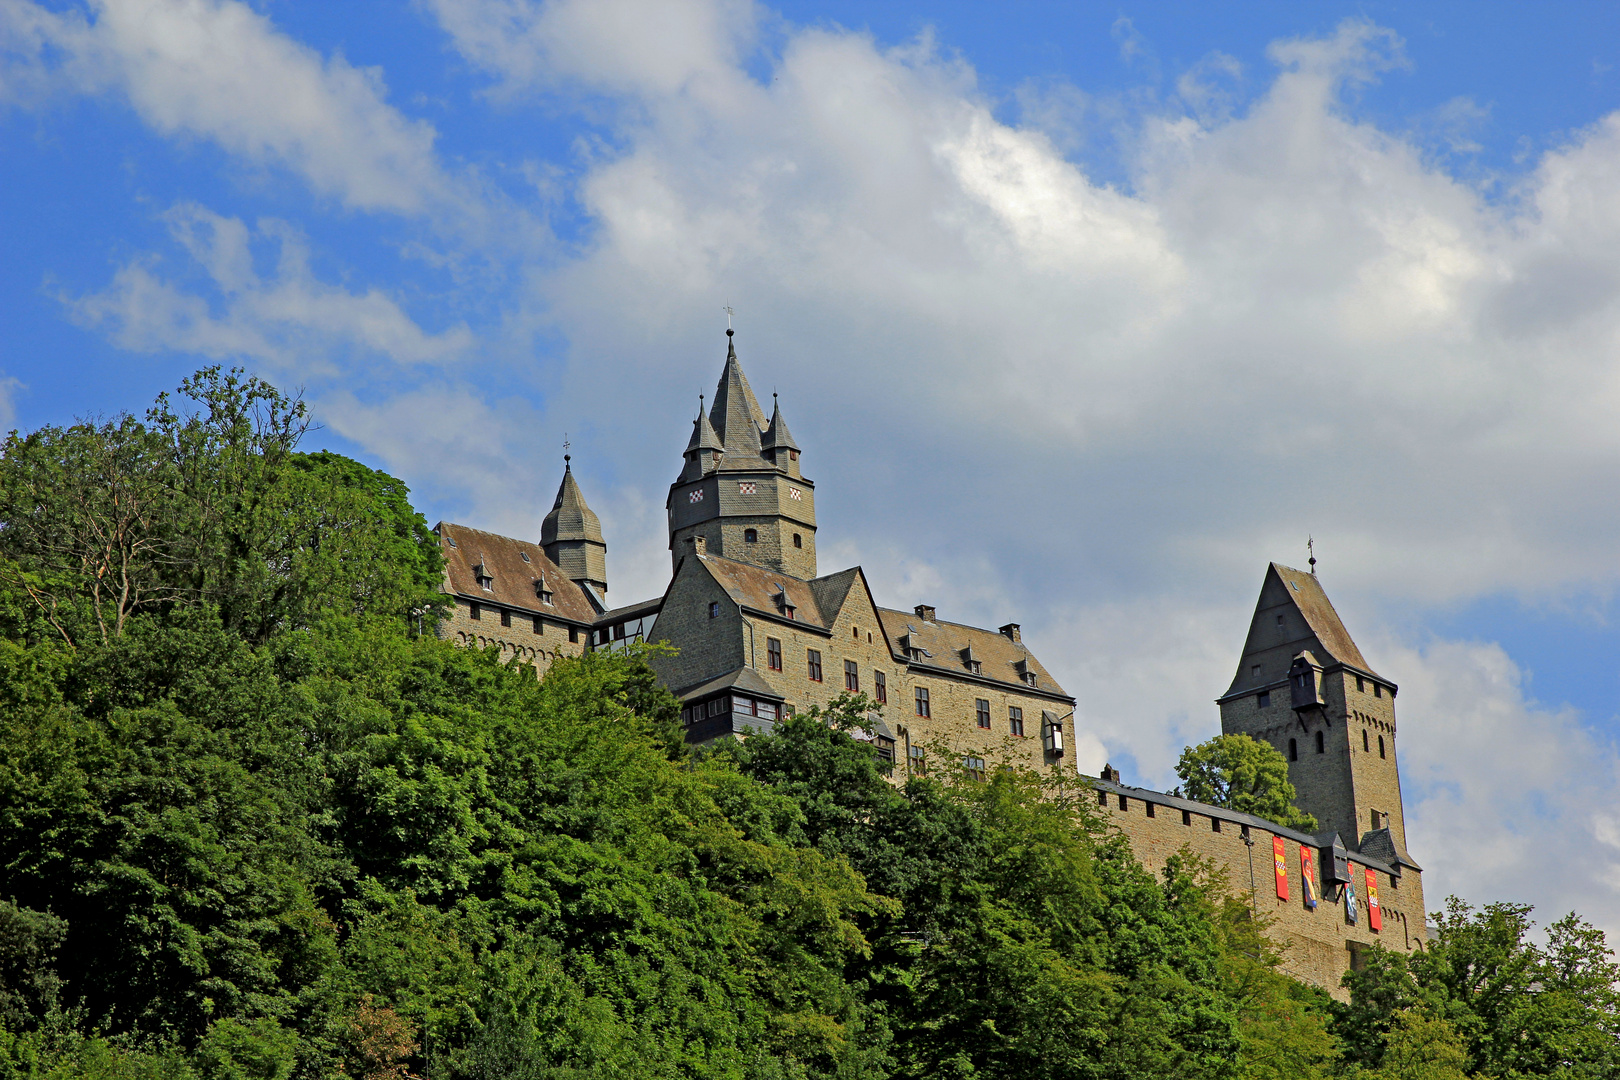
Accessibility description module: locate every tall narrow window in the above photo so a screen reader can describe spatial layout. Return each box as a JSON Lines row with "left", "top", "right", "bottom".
{"left": 845, "top": 660, "right": 859, "bottom": 692}
{"left": 767, "top": 637, "right": 782, "bottom": 671}
{"left": 1009, "top": 706, "right": 1024, "bottom": 737}
{"left": 1363, "top": 729, "right": 1370, "bottom": 752}
{"left": 1378, "top": 735, "right": 1386, "bottom": 758}
{"left": 975, "top": 699, "right": 991, "bottom": 728}
{"left": 469, "top": 602, "right": 482, "bottom": 621}
{"left": 1315, "top": 730, "right": 1325, "bottom": 754}
{"left": 569, "top": 626, "right": 579, "bottom": 643}
{"left": 533, "top": 615, "right": 543, "bottom": 634}
{"left": 1374, "top": 684, "right": 1382, "bottom": 698}
{"left": 915, "top": 686, "right": 930, "bottom": 718}
{"left": 807, "top": 649, "right": 823, "bottom": 682}
{"left": 793, "top": 534, "right": 803, "bottom": 548}
{"left": 709, "top": 601, "right": 720, "bottom": 619}
{"left": 1288, "top": 738, "right": 1298, "bottom": 761}
{"left": 908, "top": 744, "right": 927, "bottom": 775}
{"left": 874, "top": 670, "right": 887, "bottom": 703}
{"left": 1357, "top": 676, "right": 1365, "bottom": 692}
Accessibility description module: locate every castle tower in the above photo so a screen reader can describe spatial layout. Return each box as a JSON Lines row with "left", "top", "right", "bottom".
{"left": 667, "top": 330, "right": 817, "bottom": 578}
{"left": 1217, "top": 564, "right": 1414, "bottom": 865}
{"left": 541, "top": 456, "right": 607, "bottom": 598}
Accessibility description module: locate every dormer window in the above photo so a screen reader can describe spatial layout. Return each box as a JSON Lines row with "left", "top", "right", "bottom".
{"left": 473, "top": 560, "right": 494, "bottom": 591}
{"left": 773, "top": 587, "right": 796, "bottom": 620}
{"left": 534, "top": 578, "right": 554, "bottom": 605}
{"left": 1023, "top": 672, "right": 1038, "bottom": 688}
{"left": 961, "top": 646, "right": 981, "bottom": 674}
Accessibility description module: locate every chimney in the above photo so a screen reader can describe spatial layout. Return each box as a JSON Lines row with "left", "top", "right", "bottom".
{"left": 688, "top": 534, "right": 708, "bottom": 557}
{"left": 999, "top": 623, "right": 1021, "bottom": 643}
{"left": 914, "top": 604, "right": 936, "bottom": 622}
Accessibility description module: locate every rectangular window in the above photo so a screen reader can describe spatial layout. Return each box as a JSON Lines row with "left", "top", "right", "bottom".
{"left": 845, "top": 660, "right": 859, "bottom": 692}
{"left": 908, "top": 744, "right": 927, "bottom": 775}
{"left": 1211, "top": 817, "right": 1222, "bottom": 834}
{"left": 569, "top": 626, "right": 579, "bottom": 644}
{"left": 1182, "top": 809, "right": 1192, "bottom": 827}
{"left": 469, "top": 602, "right": 481, "bottom": 621}
{"left": 709, "top": 601, "right": 720, "bottom": 619}
{"left": 1098, "top": 789, "right": 1108, "bottom": 807}
{"left": 1118, "top": 794, "right": 1128, "bottom": 811}
{"left": 500, "top": 609, "right": 512, "bottom": 628}
{"left": 964, "top": 755, "right": 987, "bottom": 782}
{"left": 1009, "top": 706, "right": 1025, "bottom": 737}
{"left": 874, "top": 670, "right": 886, "bottom": 703}
{"left": 1374, "top": 683, "right": 1382, "bottom": 698}
{"left": 975, "top": 699, "right": 991, "bottom": 729}
{"left": 807, "top": 649, "right": 823, "bottom": 682}
{"left": 1356, "top": 676, "right": 1365, "bottom": 692}
{"left": 915, "top": 686, "right": 930, "bottom": 718}
{"left": 533, "top": 615, "right": 543, "bottom": 634}
{"left": 1257, "top": 690, "right": 1270, "bottom": 708}
{"left": 767, "top": 637, "right": 782, "bottom": 671}
{"left": 1145, "top": 801, "right": 1155, "bottom": 818}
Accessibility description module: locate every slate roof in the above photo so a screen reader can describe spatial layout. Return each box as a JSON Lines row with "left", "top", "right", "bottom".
{"left": 540, "top": 460, "right": 603, "bottom": 546}
{"left": 877, "top": 607, "right": 1071, "bottom": 699}
{"left": 760, "top": 397, "right": 799, "bottom": 452}
{"left": 698, "top": 554, "right": 830, "bottom": 627}
{"left": 676, "top": 664, "right": 787, "bottom": 701}
{"left": 1221, "top": 563, "right": 1386, "bottom": 700}
{"left": 437, "top": 522, "right": 601, "bottom": 624}
{"left": 708, "top": 333, "right": 771, "bottom": 468}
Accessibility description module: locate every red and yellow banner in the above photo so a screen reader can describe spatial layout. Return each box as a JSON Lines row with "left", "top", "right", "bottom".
{"left": 1300, "top": 845, "right": 1319, "bottom": 909}
{"left": 1272, "top": 836, "right": 1288, "bottom": 900}
{"left": 1365, "top": 867, "right": 1382, "bottom": 931}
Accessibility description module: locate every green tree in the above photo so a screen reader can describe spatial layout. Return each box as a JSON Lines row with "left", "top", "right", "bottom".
{"left": 1174, "top": 734, "right": 1318, "bottom": 832}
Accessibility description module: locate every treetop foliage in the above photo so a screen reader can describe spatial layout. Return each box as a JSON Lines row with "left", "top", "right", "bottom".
{"left": 1174, "top": 734, "right": 1319, "bottom": 833}
{"left": 0, "top": 369, "right": 1612, "bottom": 1078}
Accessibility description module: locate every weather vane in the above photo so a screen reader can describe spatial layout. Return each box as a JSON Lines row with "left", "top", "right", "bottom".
{"left": 723, "top": 304, "right": 735, "bottom": 330}
{"left": 563, "top": 432, "right": 571, "bottom": 460}
{"left": 1308, "top": 535, "right": 1317, "bottom": 575}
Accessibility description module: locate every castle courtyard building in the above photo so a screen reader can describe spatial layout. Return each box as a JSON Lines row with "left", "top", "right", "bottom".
{"left": 432, "top": 328, "right": 1423, "bottom": 997}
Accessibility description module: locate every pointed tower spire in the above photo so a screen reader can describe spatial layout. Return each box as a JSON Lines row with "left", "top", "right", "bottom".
{"left": 708, "top": 329, "right": 768, "bottom": 458}
{"left": 541, "top": 454, "right": 607, "bottom": 597}
{"left": 681, "top": 393, "right": 724, "bottom": 482}
{"left": 760, "top": 391, "right": 801, "bottom": 475}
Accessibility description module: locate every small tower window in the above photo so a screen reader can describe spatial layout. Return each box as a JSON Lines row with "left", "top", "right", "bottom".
{"left": 789, "top": 450, "right": 799, "bottom": 461}
{"left": 1315, "top": 730, "right": 1325, "bottom": 754}
{"left": 793, "top": 533, "right": 803, "bottom": 548}
{"left": 1378, "top": 734, "right": 1386, "bottom": 758}
{"left": 744, "top": 528, "right": 758, "bottom": 543}
{"left": 1363, "top": 729, "right": 1370, "bottom": 752}
{"left": 1288, "top": 738, "right": 1298, "bottom": 761}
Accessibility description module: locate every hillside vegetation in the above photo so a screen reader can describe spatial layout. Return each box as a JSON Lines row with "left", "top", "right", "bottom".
{"left": 0, "top": 370, "right": 1614, "bottom": 1079}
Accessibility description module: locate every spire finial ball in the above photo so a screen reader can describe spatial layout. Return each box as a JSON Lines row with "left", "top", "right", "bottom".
{"left": 726, "top": 328, "right": 734, "bottom": 337}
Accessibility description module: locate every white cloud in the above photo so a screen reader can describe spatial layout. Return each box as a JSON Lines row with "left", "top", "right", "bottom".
{"left": 67, "top": 203, "right": 474, "bottom": 373}
{"left": 1, "top": 0, "right": 460, "bottom": 215}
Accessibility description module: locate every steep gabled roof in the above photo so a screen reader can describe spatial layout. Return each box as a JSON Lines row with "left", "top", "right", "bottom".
{"left": 877, "top": 607, "right": 1070, "bottom": 699}
{"left": 696, "top": 554, "right": 830, "bottom": 627}
{"left": 760, "top": 396, "right": 799, "bottom": 452}
{"left": 437, "top": 522, "right": 599, "bottom": 624}
{"left": 708, "top": 333, "right": 769, "bottom": 460}
{"left": 1221, "top": 563, "right": 1379, "bottom": 700}
{"left": 808, "top": 566, "right": 862, "bottom": 625}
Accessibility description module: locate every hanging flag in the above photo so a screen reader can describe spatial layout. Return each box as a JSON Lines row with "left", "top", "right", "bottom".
{"left": 1344, "top": 871, "right": 1359, "bottom": 925}
{"left": 1300, "top": 845, "right": 1319, "bottom": 909}
{"left": 1366, "top": 867, "right": 1382, "bottom": 932}
{"left": 1272, "top": 836, "right": 1288, "bottom": 900}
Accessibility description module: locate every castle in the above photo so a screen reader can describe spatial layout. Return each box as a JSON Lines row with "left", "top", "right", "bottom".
{"left": 432, "top": 330, "right": 1423, "bottom": 996}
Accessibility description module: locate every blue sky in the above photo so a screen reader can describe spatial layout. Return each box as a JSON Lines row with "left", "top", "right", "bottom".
{"left": 5, "top": 0, "right": 1620, "bottom": 935}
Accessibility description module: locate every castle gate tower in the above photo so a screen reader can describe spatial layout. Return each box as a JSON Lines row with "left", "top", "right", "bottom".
{"left": 1217, "top": 564, "right": 1416, "bottom": 867}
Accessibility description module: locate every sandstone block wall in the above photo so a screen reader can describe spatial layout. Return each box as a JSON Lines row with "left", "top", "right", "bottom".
{"left": 437, "top": 595, "right": 587, "bottom": 677}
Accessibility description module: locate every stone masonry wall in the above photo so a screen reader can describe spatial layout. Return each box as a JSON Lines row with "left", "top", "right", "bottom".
{"left": 1099, "top": 791, "right": 1427, "bottom": 997}
{"left": 437, "top": 595, "right": 588, "bottom": 677}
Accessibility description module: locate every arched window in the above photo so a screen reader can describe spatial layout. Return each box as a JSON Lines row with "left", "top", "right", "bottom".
{"left": 792, "top": 533, "right": 803, "bottom": 548}
{"left": 1378, "top": 735, "right": 1385, "bottom": 758}
{"left": 1315, "top": 730, "right": 1325, "bottom": 754}
{"left": 1288, "top": 738, "right": 1298, "bottom": 761}
{"left": 743, "top": 528, "right": 758, "bottom": 543}
{"left": 1362, "top": 729, "right": 1370, "bottom": 752}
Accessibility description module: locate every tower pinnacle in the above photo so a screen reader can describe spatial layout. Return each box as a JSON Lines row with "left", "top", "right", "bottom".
{"left": 541, "top": 455, "right": 607, "bottom": 597}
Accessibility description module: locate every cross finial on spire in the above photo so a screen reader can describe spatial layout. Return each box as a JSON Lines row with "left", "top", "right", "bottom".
{"left": 723, "top": 304, "right": 734, "bottom": 332}
{"left": 1308, "top": 535, "right": 1317, "bottom": 575}
{"left": 562, "top": 432, "right": 571, "bottom": 464}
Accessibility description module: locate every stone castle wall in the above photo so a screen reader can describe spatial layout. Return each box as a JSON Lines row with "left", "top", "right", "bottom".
{"left": 437, "top": 595, "right": 588, "bottom": 677}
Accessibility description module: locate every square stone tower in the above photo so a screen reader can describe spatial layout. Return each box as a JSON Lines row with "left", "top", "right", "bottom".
{"left": 667, "top": 330, "right": 818, "bottom": 579}
{"left": 1217, "top": 564, "right": 1416, "bottom": 867}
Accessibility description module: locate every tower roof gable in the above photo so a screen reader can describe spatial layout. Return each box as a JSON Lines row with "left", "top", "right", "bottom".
{"left": 1222, "top": 563, "right": 1378, "bottom": 699}
{"left": 709, "top": 333, "right": 769, "bottom": 459}
{"left": 541, "top": 459, "right": 603, "bottom": 545}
